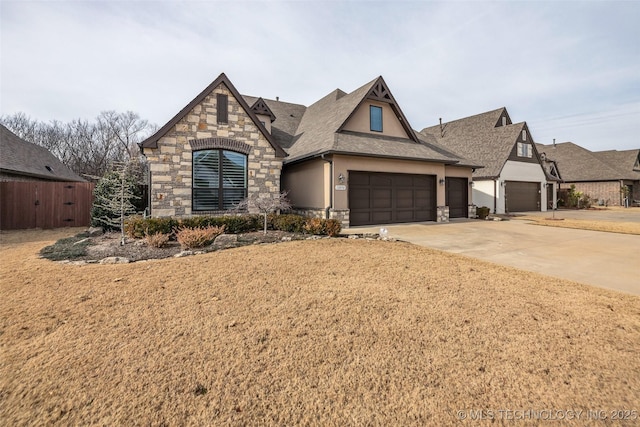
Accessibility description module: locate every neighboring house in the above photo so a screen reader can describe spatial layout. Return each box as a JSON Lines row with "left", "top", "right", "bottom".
{"left": 140, "top": 73, "right": 479, "bottom": 227}
{"left": 0, "top": 124, "right": 84, "bottom": 182}
{"left": 0, "top": 125, "right": 92, "bottom": 229}
{"left": 536, "top": 142, "right": 640, "bottom": 206}
{"left": 420, "top": 108, "right": 555, "bottom": 214}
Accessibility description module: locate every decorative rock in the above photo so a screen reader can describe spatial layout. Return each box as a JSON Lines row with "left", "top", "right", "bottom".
{"left": 214, "top": 234, "right": 238, "bottom": 245}
{"left": 174, "top": 251, "right": 194, "bottom": 258}
{"left": 348, "top": 235, "right": 359, "bottom": 239}
{"left": 87, "top": 227, "right": 103, "bottom": 237}
{"left": 281, "top": 236, "right": 292, "bottom": 242}
{"left": 99, "top": 257, "right": 130, "bottom": 264}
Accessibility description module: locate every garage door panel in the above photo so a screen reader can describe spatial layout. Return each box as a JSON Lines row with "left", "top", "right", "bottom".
{"left": 506, "top": 181, "right": 540, "bottom": 212}
{"left": 350, "top": 188, "right": 371, "bottom": 209}
{"left": 372, "top": 211, "right": 393, "bottom": 223}
{"left": 371, "top": 175, "right": 393, "bottom": 186}
{"left": 396, "top": 189, "right": 414, "bottom": 208}
{"left": 349, "top": 171, "right": 436, "bottom": 226}
{"left": 349, "top": 173, "right": 370, "bottom": 185}
{"left": 372, "top": 189, "right": 392, "bottom": 208}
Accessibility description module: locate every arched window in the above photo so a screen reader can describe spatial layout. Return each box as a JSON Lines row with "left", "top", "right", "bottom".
{"left": 193, "top": 149, "right": 247, "bottom": 211}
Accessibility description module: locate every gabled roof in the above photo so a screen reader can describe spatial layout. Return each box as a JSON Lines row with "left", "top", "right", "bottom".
{"left": 140, "top": 73, "right": 287, "bottom": 157}
{"left": 535, "top": 142, "right": 627, "bottom": 182}
{"left": 0, "top": 124, "right": 85, "bottom": 182}
{"left": 592, "top": 149, "right": 640, "bottom": 180}
{"left": 241, "top": 96, "right": 306, "bottom": 150}
{"left": 249, "top": 98, "right": 276, "bottom": 122}
{"left": 420, "top": 108, "right": 531, "bottom": 178}
{"left": 282, "top": 76, "right": 464, "bottom": 165}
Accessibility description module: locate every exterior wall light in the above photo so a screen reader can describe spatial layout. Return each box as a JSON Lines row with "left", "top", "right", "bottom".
{"left": 439, "top": 178, "right": 445, "bottom": 185}
{"left": 338, "top": 173, "right": 345, "bottom": 184}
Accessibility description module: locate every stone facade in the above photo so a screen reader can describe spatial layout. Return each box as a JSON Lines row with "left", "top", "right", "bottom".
{"left": 436, "top": 206, "right": 450, "bottom": 223}
{"left": 143, "top": 83, "right": 282, "bottom": 217}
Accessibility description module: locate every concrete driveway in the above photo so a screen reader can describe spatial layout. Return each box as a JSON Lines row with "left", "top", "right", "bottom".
{"left": 346, "top": 219, "right": 640, "bottom": 296}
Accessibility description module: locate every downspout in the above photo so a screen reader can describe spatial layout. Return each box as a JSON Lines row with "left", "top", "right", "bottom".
{"left": 321, "top": 154, "right": 333, "bottom": 219}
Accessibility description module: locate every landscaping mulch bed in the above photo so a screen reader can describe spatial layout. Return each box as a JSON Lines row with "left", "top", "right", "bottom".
{"left": 40, "top": 230, "right": 328, "bottom": 263}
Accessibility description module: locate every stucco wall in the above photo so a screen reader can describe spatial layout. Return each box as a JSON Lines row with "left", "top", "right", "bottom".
{"left": 282, "top": 159, "right": 327, "bottom": 209}
{"left": 341, "top": 101, "right": 408, "bottom": 138}
{"left": 473, "top": 180, "right": 498, "bottom": 212}
{"left": 143, "top": 83, "right": 282, "bottom": 217}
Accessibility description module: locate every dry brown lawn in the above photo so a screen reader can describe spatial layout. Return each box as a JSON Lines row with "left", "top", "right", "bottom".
{"left": 1, "top": 228, "right": 639, "bottom": 426}
{"left": 517, "top": 214, "right": 640, "bottom": 235}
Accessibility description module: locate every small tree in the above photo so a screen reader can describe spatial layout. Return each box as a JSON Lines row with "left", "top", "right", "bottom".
{"left": 91, "top": 161, "right": 141, "bottom": 244}
{"left": 235, "top": 191, "right": 291, "bottom": 234}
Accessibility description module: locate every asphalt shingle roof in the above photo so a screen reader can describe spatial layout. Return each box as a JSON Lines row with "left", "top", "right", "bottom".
{"left": 262, "top": 77, "right": 472, "bottom": 166}
{"left": 535, "top": 142, "right": 629, "bottom": 182}
{"left": 420, "top": 108, "right": 525, "bottom": 178}
{"left": 0, "top": 124, "right": 85, "bottom": 182}
{"left": 592, "top": 149, "right": 640, "bottom": 180}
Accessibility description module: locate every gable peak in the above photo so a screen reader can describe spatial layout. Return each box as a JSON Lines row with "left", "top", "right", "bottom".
{"left": 250, "top": 97, "right": 276, "bottom": 122}
{"left": 366, "top": 77, "right": 392, "bottom": 102}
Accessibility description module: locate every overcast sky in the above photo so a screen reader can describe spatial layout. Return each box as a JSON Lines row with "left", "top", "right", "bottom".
{"left": 2, "top": 0, "right": 639, "bottom": 151}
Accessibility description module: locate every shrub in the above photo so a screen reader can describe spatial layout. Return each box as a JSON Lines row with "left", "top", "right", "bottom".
{"left": 303, "top": 217, "right": 324, "bottom": 235}
{"left": 175, "top": 225, "right": 226, "bottom": 249}
{"left": 125, "top": 216, "right": 177, "bottom": 238}
{"left": 145, "top": 232, "right": 170, "bottom": 248}
{"left": 323, "top": 219, "right": 342, "bottom": 237}
{"left": 268, "top": 214, "right": 307, "bottom": 233}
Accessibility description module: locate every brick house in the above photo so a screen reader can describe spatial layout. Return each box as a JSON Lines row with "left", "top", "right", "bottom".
{"left": 536, "top": 142, "right": 640, "bottom": 206}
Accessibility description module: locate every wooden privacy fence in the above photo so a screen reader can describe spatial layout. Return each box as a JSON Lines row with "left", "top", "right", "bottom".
{"left": 0, "top": 181, "right": 94, "bottom": 230}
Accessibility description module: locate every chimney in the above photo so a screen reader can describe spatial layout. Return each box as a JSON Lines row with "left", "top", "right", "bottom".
{"left": 553, "top": 138, "right": 556, "bottom": 148}
{"left": 439, "top": 118, "right": 443, "bottom": 137}
{"left": 276, "top": 96, "right": 280, "bottom": 102}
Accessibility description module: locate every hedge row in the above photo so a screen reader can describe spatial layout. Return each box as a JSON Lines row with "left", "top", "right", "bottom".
{"left": 124, "top": 214, "right": 342, "bottom": 238}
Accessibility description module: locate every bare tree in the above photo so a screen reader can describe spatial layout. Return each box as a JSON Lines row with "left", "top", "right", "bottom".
{"left": 0, "top": 111, "right": 154, "bottom": 179}
{"left": 235, "top": 191, "right": 292, "bottom": 234}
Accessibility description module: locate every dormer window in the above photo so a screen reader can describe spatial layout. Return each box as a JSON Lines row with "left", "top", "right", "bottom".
{"left": 517, "top": 142, "right": 532, "bottom": 158}
{"left": 370, "top": 105, "right": 383, "bottom": 132}
{"left": 502, "top": 116, "right": 507, "bottom": 126}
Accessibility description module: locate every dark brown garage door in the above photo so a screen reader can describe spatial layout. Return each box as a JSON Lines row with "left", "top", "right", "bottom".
{"left": 505, "top": 181, "right": 540, "bottom": 212}
{"left": 349, "top": 171, "right": 436, "bottom": 226}
{"left": 445, "top": 177, "right": 468, "bottom": 218}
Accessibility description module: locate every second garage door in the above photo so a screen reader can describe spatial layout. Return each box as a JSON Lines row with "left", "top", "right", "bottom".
{"left": 505, "top": 181, "right": 540, "bottom": 212}
{"left": 445, "top": 177, "right": 468, "bottom": 218}
{"left": 349, "top": 171, "right": 436, "bottom": 226}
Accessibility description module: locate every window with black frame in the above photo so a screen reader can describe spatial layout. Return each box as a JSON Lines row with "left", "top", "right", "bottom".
{"left": 193, "top": 149, "right": 247, "bottom": 211}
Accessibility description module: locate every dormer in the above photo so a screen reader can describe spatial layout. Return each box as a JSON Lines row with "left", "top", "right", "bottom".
{"left": 495, "top": 109, "right": 512, "bottom": 127}
{"left": 250, "top": 98, "right": 276, "bottom": 134}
